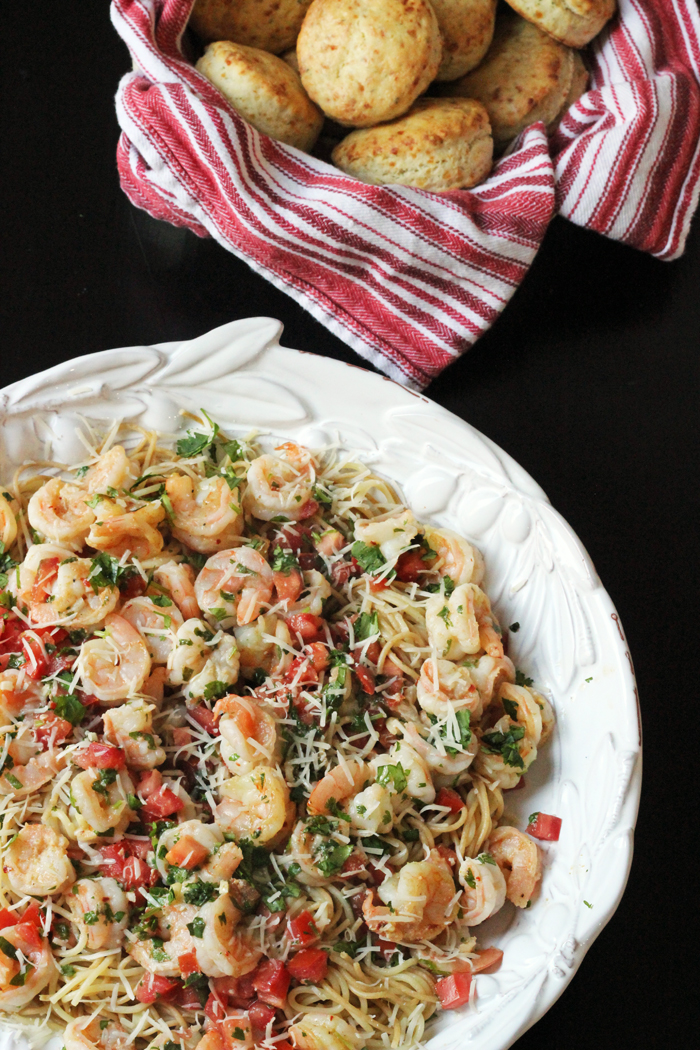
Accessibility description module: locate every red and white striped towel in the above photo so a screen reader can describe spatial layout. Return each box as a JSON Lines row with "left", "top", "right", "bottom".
{"left": 112, "top": 0, "right": 700, "bottom": 390}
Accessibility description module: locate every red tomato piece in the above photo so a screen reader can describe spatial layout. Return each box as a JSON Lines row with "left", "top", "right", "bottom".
{"left": 287, "top": 948, "right": 328, "bottom": 984}
{"left": 14, "top": 921, "right": 43, "bottom": 952}
{"left": 252, "top": 958, "right": 291, "bottom": 1008}
{"left": 174, "top": 983, "right": 206, "bottom": 1011}
{"left": 355, "top": 639, "right": 380, "bottom": 664}
{"left": 287, "top": 910, "right": 318, "bottom": 948}
{"left": 135, "top": 973, "right": 180, "bottom": 1004}
{"left": 121, "top": 574, "right": 147, "bottom": 601}
{"left": 20, "top": 634, "right": 49, "bottom": 680}
{"left": 178, "top": 950, "right": 200, "bottom": 978}
{"left": 435, "top": 971, "right": 473, "bottom": 1010}
{"left": 298, "top": 498, "right": 319, "bottom": 520}
{"left": 273, "top": 568, "right": 304, "bottom": 604}
{"left": 165, "top": 835, "right": 209, "bottom": 870}
{"left": 96, "top": 843, "right": 127, "bottom": 880}
{"left": 124, "top": 836, "right": 152, "bottom": 860}
{"left": 354, "top": 665, "right": 375, "bottom": 695}
{"left": 471, "top": 948, "right": 504, "bottom": 974}
{"left": 395, "top": 549, "right": 427, "bottom": 583}
{"left": 341, "top": 852, "right": 366, "bottom": 878}
{"left": 189, "top": 704, "right": 219, "bottom": 735}
{"left": 141, "top": 786, "right": 185, "bottom": 821}
{"left": 121, "top": 856, "right": 159, "bottom": 891}
{"left": 435, "top": 788, "right": 465, "bottom": 815}
{"left": 369, "top": 576, "right": 389, "bottom": 592}
{"left": 330, "top": 557, "right": 362, "bottom": 587}
{"left": 285, "top": 613, "right": 326, "bottom": 643}
{"left": 249, "top": 1000, "right": 277, "bottom": 1039}
{"left": 435, "top": 845, "right": 458, "bottom": 870}
{"left": 34, "top": 714, "right": 73, "bottom": 750}
{"left": 0, "top": 617, "right": 23, "bottom": 653}
{"left": 74, "top": 742, "right": 126, "bottom": 770}
{"left": 527, "top": 812, "right": 562, "bottom": 841}
{"left": 375, "top": 938, "right": 398, "bottom": 961}
{"left": 284, "top": 655, "right": 319, "bottom": 687}
{"left": 138, "top": 769, "right": 162, "bottom": 796}
{"left": 205, "top": 991, "right": 227, "bottom": 1026}
{"left": 306, "top": 642, "right": 329, "bottom": 672}
{"left": 21, "top": 901, "right": 44, "bottom": 930}
{"left": 367, "top": 863, "right": 388, "bottom": 886}
{"left": 0, "top": 907, "right": 18, "bottom": 931}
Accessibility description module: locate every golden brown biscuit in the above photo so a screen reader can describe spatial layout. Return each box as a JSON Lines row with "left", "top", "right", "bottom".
{"left": 331, "top": 98, "right": 493, "bottom": 191}
{"left": 297, "top": 0, "right": 442, "bottom": 127}
{"left": 196, "top": 40, "right": 323, "bottom": 151}
{"left": 503, "top": 0, "right": 616, "bottom": 49}
{"left": 190, "top": 0, "right": 314, "bottom": 54}
{"left": 442, "top": 12, "right": 575, "bottom": 148}
{"left": 281, "top": 47, "right": 300, "bottom": 74}
{"left": 432, "top": 0, "right": 497, "bottom": 82}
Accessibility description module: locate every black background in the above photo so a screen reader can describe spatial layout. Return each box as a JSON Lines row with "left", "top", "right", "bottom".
{"left": 1, "top": 4, "right": 697, "bottom": 1048}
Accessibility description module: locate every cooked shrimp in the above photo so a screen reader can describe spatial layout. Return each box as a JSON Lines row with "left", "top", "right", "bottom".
{"left": 0, "top": 725, "right": 63, "bottom": 795}
{"left": 0, "top": 919, "right": 56, "bottom": 1009}
{"left": 65, "top": 1018, "right": 128, "bottom": 1050}
{"left": 216, "top": 695, "right": 280, "bottom": 775}
{"left": 234, "top": 613, "right": 292, "bottom": 679}
{"left": 243, "top": 445, "right": 316, "bottom": 522}
{"left": 121, "top": 596, "right": 183, "bottom": 664}
{"left": 373, "top": 741, "right": 435, "bottom": 803}
{"left": 291, "top": 569, "right": 331, "bottom": 616}
{"left": 423, "top": 526, "right": 484, "bottom": 586}
{"left": 85, "top": 445, "right": 133, "bottom": 494}
{"left": 194, "top": 547, "right": 273, "bottom": 625}
{"left": 3, "top": 823, "right": 75, "bottom": 896}
{"left": 487, "top": 826, "right": 542, "bottom": 908}
{"left": 289, "top": 1014, "right": 365, "bottom": 1050}
{"left": 165, "top": 474, "right": 244, "bottom": 554}
{"left": 458, "top": 854, "right": 507, "bottom": 925}
{"left": 468, "top": 652, "right": 515, "bottom": 705}
{"left": 288, "top": 821, "right": 338, "bottom": 887}
{"left": 87, "top": 501, "right": 165, "bottom": 560}
{"left": 155, "top": 818, "right": 243, "bottom": 882}
{"left": 354, "top": 508, "right": 419, "bottom": 563}
{"left": 215, "top": 766, "right": 291, "bottom": 845}
{"left": 78, "top": 613, "right": 151, "bottom": 703}
{"left": 498, "top": 683, "right": 553, "bottom": 745}
{"left": 307, "top": 759, "right": 369, "bottom": 816}
{"left": 27, "top": 478, "right": 95, "bottom": 548}
{"left": 0, "top": 668, "right": 44, "bottom": 721}
{"left": 346, "top": 783, "right": 394, "bottom": 834}
{"left": 70, "top": 768, "right": 135, "bottom": 840}
{"left": 103, "top": 699, "right": 166, "bottom": 769}
{"left": 153, "top": 560, "right": 201, "bottom": 619}
{"left": 403, "top": 719, "right": 478, "bottom": 777}
{"left": 70, "top": 877, "right": 129, "bottom": 950}
{"left": 416, "top": 658, "right": 484, "bottom": 721}
{"left": 167, "top": 618, "right": 239, "bottom": 700}
{"left": 14, "top": 544, "right": 119, "bottom": 627}
{"left": 0, "top": 490, "right": 18, "bottom": 549}
{"left": 426, "top": 583, "right": 503, "bottom": 661}
{"left": 474, "top": 710, "right": 537, "bottom": 789}
{"left": 363, "top": 849, "right": 458, "bottom": 943}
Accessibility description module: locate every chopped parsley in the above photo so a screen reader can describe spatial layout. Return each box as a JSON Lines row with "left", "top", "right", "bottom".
{"left": 354, "top": 611, "right": 379, "bottom": 641}
{"left": 53, "top": 693, "right": 85, "bottom": 726}
{"left": 515, "top": 669, "right": 534, "bottom": 688}
{"left": 183, "top": 880, "right": 219, "bottom": 906}
{"left": 91, "top": 768, "right": 118, "bottom": 796}
{"left": 88, "top": 553, "right": 138, "bottom": 592}
{"left": 176, "top": 411, "right": 219, "bottom": 458}
{"left": 480, "top": 725, "right": 525, "bottom": 769}
{"left": 376, "top": 761, "right": 408, "bottom": 794}
{"left": 186, "top": 917, "right": 206, "bottom": 938}
{"left": 202, "top": 680, "right": 228, "bottom": 702}
{"left": 351, "top": 540, "right": 386, "bottom": 574}
{"left": 502, "top": 697, "right": 519, "bottom": 721}
{"left": 271, "top": 545, "right": 299, "bottom": 574}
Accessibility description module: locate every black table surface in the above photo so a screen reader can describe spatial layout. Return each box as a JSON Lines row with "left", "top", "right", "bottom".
{"left": 2, "top": 4, "right": 696, "bottom": 1048}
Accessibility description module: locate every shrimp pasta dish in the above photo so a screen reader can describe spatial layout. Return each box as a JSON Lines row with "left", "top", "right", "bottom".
{"left": 0, "top": 414, "right": 556, "bottom": 1050}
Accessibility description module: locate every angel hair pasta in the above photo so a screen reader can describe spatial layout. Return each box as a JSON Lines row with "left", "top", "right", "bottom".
{"left": 0, "top": 414, "right": 555, "bottom": 1050}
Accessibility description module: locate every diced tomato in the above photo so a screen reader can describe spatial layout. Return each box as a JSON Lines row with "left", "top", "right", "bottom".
{"left": 14, "top": 921, "right": 43, "bottom": 952}
{"left": 21, "top": 901, "right": 44, "bottom": 930}
{"left": 435, "top": 971, "right": 473, "bottom": 1010}
{"left": 527, "top": 812, "right": 562, "bottom": 841}
{"left": 249, "top": 1000, "right": 277, "bottom": 1039}
{"left": 138, "top": 769, "right": 163, "bottom": 796}
{"left": 287, "top": 910, "right": 318, "bottom": 948}
{"left": 0, "top": 617, "right": 23, "bottom": 653}
{"left": 141, "top": 786, "right": 185, "bottom": 821}
{"left": 172, "top": 726, "right": 193, "bottom": 747}
{"left": 121, "top": 855, "right": 159, "bottom": 892}
{"left": 367, "top": 863, "right": 388, "bottom": 886}
{"left": 355, "top": 639, "right": 380, "bottom": 664}
{"left": 135, "top": 973, "right": 180, "bottom": 1004}
{"left": 174, "top": 983, "right": 207, "bottom": 1011}
{"left": 96, "top": 843, "right": 127, "bottom": 879}
{"left": 34, "top": 714, "right": 73, "bottom": 749}
{"left": 369, "top": 576, "right": 389, "bottom": 592}
{"left": 124, "top": 836, "right": 152, "bottom": 859}
{"left": 166, "top": 834, "right": 209, "bottom": 869}
{"left": 395, "top": 549, "right": 427, "bottom": 583}
{"left": 354, "top": 665, "right": 375, "bottom": 695}
{"left": 189, "top": 703, "right": 219, "bottom": 735}
{"left": 205, "top": 991, "right": 228, "bottom": 1026}
{"left": 284, "top": 654, "right": 319, "bottom": 687}
{"left": 271, "top": 1043, "right": 294, "bottom": 1050}
{"left": 435, "top": 845, "right": 458, "bottom": 870}
{"left": 298, "top": 499, "right": 319, "bottom": 520}
{"left": 213, "top": 971, "right": 257, "bottom": 1004}
{"left": 30, "top": 558, "right": 60, "bottom": 605}
{"left": 0, "top": 907, "right": 17, "bottom": 930}
{"left": 74, "top": 742, "right": 126, "bottom": 770}
{"left": 252, "top": 958, "right": 291, "bottom": 1008}
{"left": 291, "top": 693, "right": 317, "bottom": 727}
{"left": 471, "top": 948, "right": 504, "bottom": 974}
{"left": 121, "top": 574, "right": 147, "bottom": 601}
{"left": 285, "top": 613, "right": 326, "bottom": 643}
{"left": 341, "top": 852, "right": 366, "bottom": 878}
{"left": 306, "top": 642, "right": 330, "bottom": 672}
{"left": 436, "top": 788, "right": 465, "bottom": 815}
{"left": 331, "top": 557, "right": 362, "bottom": 587}
{"left": 375, "top": 938, "right": 398, "bottom": 962}
{"left": 20, "top": 633, "right": 49, "bottom": 680}
{"left": 287, "top": 948, "right": 328, "bottom": 984}
{"left": 273, "top": 568, "right": 304, "bottom": 604}
{"left": 178, "top": 950, "right": 201, "bottom": 978}
{"left": 274, "top": 523, "right": 315, "bottom": 555}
